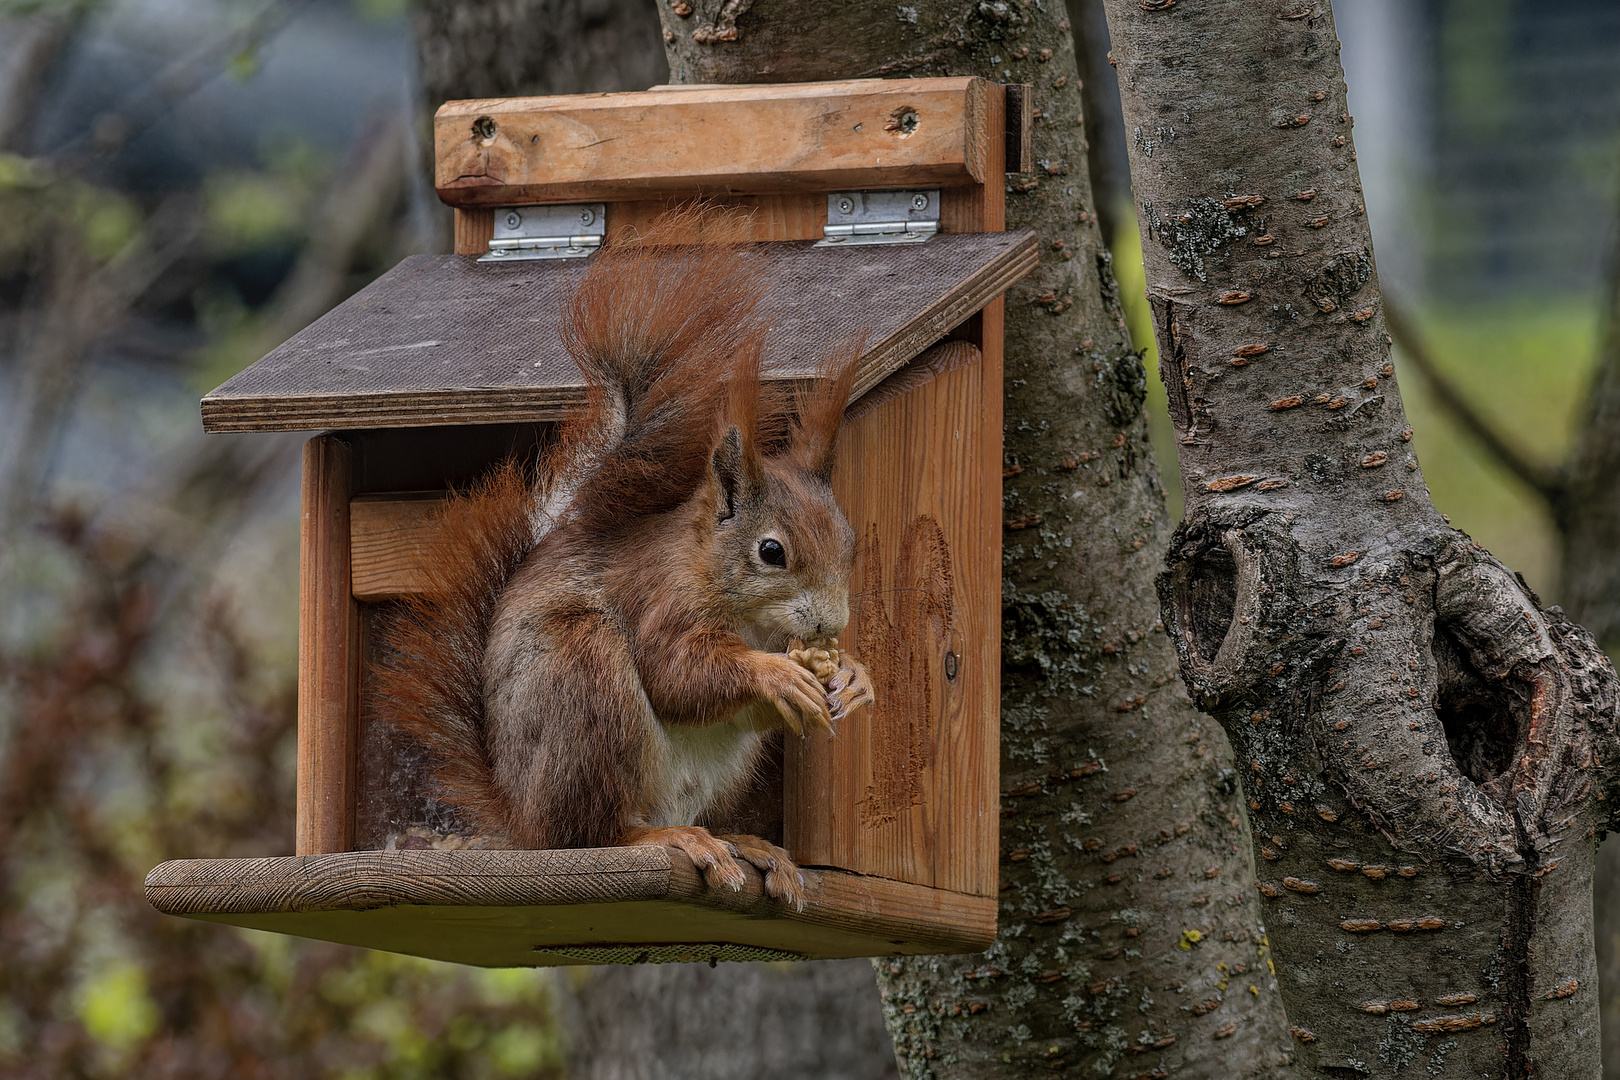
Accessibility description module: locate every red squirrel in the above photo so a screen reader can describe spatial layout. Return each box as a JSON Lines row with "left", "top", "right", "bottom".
{"left": 372, "top": 221, "right": 874, "bottom": 909}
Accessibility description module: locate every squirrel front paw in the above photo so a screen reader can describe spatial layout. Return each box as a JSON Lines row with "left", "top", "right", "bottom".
{"left": 623, "top": 826, "right": 748, "bottom": 892}
{"left": 720, "top": 834, "right": 807, "bottom": 912}
{"left": 756, "top": 652, "right": 834, "bottom": 736}
{"left": 826, "top": 655, "right": 875, "bottom": 723}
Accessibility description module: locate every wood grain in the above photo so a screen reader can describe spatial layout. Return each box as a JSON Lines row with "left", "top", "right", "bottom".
{"left": 298, "top": 436, "right": 359, "bottom": 855}
{"left": 144, "top": 848, "right": 996, "bottom": 965}
{"left": 350, "top": 494, "right": 443, "bottom": 601}
{"left": 434, "top": 78, "right": 990, "bottom": 208}
{"left": 603, "top": 194, "right": 827, "bottom": 245}
{"left": 786, "top": 330, "right": 1001, "bottom": 898}
{"left": 453, "top": 208, "right": 495, "bottom": 256}
{"left": 200, "top": 233, "right": 1037, "bottom": 433}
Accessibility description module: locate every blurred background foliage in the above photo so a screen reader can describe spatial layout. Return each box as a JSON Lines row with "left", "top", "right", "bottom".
{"left": 0, "top": 0, "right": 1618, "bottom": 1076}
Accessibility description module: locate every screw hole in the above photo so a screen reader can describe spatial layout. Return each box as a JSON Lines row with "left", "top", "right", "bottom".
{"left": 886, "top": 107, "right": 921, "bottom": 136}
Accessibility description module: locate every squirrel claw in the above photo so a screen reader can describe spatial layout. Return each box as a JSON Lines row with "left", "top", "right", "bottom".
{"left": 720, "top": 834, "right": 808, "bottom": 912}
{"left": 623, "top": 826, "right": 748, "bottom": 892}
{"left": 826, "top": 655, "right": 875, "bottom": 721}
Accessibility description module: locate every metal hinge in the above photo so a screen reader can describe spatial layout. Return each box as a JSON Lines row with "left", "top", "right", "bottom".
{"left": 816, "top": 190, "right": 940, "bottom": 246}
{"left": 480, "top": 204, "right": 606, "bottom": 261}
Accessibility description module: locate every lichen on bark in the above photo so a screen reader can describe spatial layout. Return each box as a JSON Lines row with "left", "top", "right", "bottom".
{"left": 1099, "top": 0, "right": 1620, "bottom": 1075}
{"left": 662, "top": 1, "right": 1297, "bottom": 1076}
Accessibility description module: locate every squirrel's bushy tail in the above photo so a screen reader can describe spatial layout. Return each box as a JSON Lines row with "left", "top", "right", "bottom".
{"left": 371, "top": 210, "right": 770, "bottom": 841}
{"left": 540, "top": 207, "right": 768, "bottom": 537}
{"left": 371, "top": 461, "right": 533, "bottom": 840}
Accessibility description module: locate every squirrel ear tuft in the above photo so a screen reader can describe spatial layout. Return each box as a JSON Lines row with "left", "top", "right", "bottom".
{"left": 711, "top": 425, "right": 757, "bottom": 520}
{"left": 789, "top": 339, "right": 863, "bottom": 482}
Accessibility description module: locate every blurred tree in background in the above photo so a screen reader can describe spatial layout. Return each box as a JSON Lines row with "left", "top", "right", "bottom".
{"left": 0, "top": 1, "right": 574, "bottom": 1076}
{"left": 4, "top": 0, "right": 1620, "bottom": 1075}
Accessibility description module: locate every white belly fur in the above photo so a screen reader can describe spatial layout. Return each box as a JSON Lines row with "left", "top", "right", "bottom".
{"left": 649, "top": 716, "right": 766, "bottom": 827}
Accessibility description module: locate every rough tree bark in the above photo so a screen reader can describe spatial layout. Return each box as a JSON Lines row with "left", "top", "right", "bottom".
{"left": 1099, "top": 0, "right": 1620, "bottom": 1076}
{"left": 412, "top": 0, "right": 668, "bottom": 107}
{"left": 662, "top": 4, "right": 1295, "bottom": 1078}
{"left": 1562, "top": 200, "right": 1620, "bottom": 660}
{"left": 1564, "top": 179, "right": 1620, "bottom": 1080}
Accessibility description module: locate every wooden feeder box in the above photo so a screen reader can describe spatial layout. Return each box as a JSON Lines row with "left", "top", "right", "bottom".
{"left": 146, "top": 78, "right": 1036, "bottom": 966}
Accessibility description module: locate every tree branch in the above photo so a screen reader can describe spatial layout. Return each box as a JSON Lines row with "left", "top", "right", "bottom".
{"left": 1383, "top": 297, "right": 1567, "bottom": 505}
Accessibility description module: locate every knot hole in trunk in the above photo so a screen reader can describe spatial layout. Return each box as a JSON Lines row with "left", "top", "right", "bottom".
{"left": 1431, "top": 626, "right": 1531, "bottom": 789}
{"left": 1178, "top": 544, "right": 1238, "bottom": 670}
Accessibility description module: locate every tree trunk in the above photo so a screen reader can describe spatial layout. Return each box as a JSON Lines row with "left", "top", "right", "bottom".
{"left": 1562, "top": 188, "right": 1620, "bottom": 660}
{"left": 412, "top": 0, "right": 668, "bottom": 107}
{"left": 662, "top": 5, "right": 1295, "bottom": 1078}
{"left": 1563, "top": 171, "right": 1620, "bottom": 1080}
{"left": 1098, "top": 0, "right": 1620, "bottom": 1076}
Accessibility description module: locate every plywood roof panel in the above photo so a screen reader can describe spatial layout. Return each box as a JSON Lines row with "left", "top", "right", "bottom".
{"left": 201, "top": 231, "right": 1035, "bottom": 432}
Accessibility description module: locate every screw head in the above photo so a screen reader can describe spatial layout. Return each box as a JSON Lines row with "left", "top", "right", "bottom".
{"left": 912, "top": 193, "right": 930, "bottom": 211}
{"left": 837, "top": 197, "right": 855, "bottom": 215}
{"left": 579, "top": 208, "right": 596, "bottom": 226}
{"left": 504, "top": 211, "right": 522, "bottom": 230}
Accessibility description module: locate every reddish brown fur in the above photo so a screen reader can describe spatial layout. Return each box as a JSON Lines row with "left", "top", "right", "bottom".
{"left": 369, "top": 462, "right": 533, "bottom": 841}
{"left": 368, "top": 213, "right": 874, "bottom": 903}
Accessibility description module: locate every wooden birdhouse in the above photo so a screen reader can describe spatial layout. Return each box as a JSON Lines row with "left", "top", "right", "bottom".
{"left": 146, "top": 77, "right": 1036, "bottom": 966}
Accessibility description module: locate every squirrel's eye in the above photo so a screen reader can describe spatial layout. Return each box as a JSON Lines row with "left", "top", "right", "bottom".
{"left": 758, "top": 539, "right": 787, "bottom": 567}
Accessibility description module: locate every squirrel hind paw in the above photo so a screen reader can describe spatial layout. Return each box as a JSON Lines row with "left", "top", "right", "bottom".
{"left": 624, "top": 826, "right": 748, "bottom": 893}
{"left": 720, "top": 834, "right": 807, "bottom": 912}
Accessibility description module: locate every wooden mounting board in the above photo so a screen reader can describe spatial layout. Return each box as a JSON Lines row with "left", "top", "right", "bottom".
{"left": 436, "top": 78, "right": 993, "bottom": 207}
{"left": 145, "top": 847, "right": 996, "bottom": 966}
{"left": 201, "top": 232, "right": 1036, "bottom": 433}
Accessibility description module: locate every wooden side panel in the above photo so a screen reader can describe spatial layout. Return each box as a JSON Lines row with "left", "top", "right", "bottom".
{"left": 435, "top": 78, "right": 989, "bottom": 208}
{"left": 786, "top": 340, "right": 1001, "bottom": 897}
{"left": 298, "top": 436, "right": 359, "bottom": 855}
